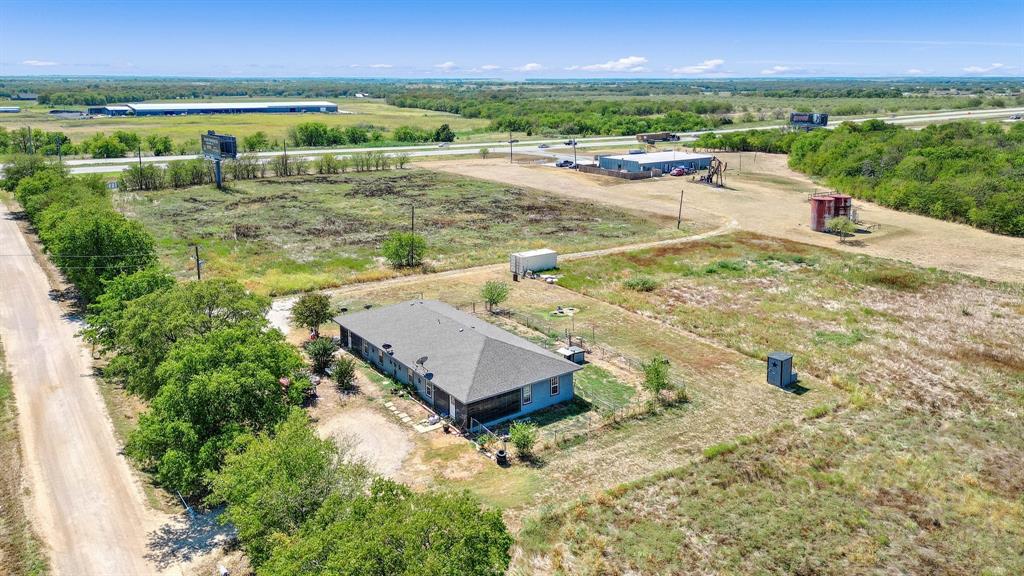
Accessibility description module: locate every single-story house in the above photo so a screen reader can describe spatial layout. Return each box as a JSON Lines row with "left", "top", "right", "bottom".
{"left": 334, "top": 300, "right": 582, "bottom": 430}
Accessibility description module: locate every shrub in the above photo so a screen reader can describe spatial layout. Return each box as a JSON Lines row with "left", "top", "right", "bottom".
{"left": 291, "top": 292, "right": 332, "bottom": 335}
{"left": 481, "top": 280, "right": 510, "bottom": 311}
{"left": 332, "top": 357, "right": 357, "bottom": 391}
{"left": 641, "top": 354, "right": 671, "bottom": 397}
{"left": 508, "top": 421, "right": 538, "bottom": 459}
{"left": 703, "top": 441, "right": 739, "bottom": 460}
{"left": 381, "top": 232, "right": 426, "bottom": 267}
{"left": 306, "top": 338, "right": 338, "bottom": 375}
{"left": 623, "top": 275, "right": 658, "bottom": 292}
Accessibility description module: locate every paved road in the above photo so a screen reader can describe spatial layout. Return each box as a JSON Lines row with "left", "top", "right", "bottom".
{"left": 0, "top": 204, "right": 162, "bottom": 575}
{"left": 50, "top": 106, "right": 1024, "bottom": 175}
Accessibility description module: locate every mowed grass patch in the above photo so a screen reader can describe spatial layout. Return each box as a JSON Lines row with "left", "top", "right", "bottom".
{"left": 517, "top": 407, "right": 1024, "bottom": 576}
{"left": 555, "top": 231, "right": 1024, "bottom": 412}
{"left": 119, "top": 168, "right": 685, "bottom": 295}
{"left": 573, "top": 364, "right": 634, "bottom": 411}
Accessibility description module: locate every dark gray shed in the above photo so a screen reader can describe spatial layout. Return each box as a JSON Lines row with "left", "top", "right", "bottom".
{"left": 767, "top": 352, "right": 797, "bottom": 387}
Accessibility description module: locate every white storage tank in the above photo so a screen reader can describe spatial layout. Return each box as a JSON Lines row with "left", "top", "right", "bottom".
{"left": 510, "top": 248, "right": 557, "bottom": 277}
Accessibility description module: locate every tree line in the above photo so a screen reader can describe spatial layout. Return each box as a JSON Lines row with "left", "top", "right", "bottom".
{"left": 695, "top": 120, "right": 1024, "bottom": 237}
{"left": 1, "top": 159, "right": 512, "bottom": 574}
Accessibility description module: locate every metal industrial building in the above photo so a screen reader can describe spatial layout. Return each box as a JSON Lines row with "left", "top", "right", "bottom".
{"left": 87, "top": 100, "right": 338, "bottom": 116}
{"left": 597, "top": 151, "right": 714, "bottom": 174}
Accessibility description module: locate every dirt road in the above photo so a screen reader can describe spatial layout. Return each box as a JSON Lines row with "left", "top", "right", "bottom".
{"left": 0, "top": 204, "right": 165, "bottom": 575}
{"left": 425, "top": 156, "right": 1024, "bottom": 284}
{"left": 266, "top": 222, "right": 737, "bottom": 333}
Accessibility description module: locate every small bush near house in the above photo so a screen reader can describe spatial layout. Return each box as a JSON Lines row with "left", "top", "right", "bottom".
{"left": 305, "top": 338, "right": 338, "bottom": 375}
{"left": 508, "top": 421, "right": 538, "bottom": 459}
{"left": 332, "top": 357, "right": 356, "bottom": 392}
{"left": 381, "top": 231, "right": 427, "bottom": 268}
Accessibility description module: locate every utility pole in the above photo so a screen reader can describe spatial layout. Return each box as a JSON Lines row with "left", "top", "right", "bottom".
{"left": 509, "top": 130, "right": 513, "bottom": 164}
{"left": 193, "top": 245, "right": 202, "bottom": 281}
{"left": 572, "top": 139, "right": 577, "bottom": 167}
{"left": 677, "top": 188, "right": 685, "bottom": 229}
{"left": 56, "top": 135, "right": 62, "bottom": 168}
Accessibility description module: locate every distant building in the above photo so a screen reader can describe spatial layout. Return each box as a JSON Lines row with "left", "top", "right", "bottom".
{"left": 12, "top": 93, "right": 38, "bottom": 100}
{"left": 0, "top": 107, "right": 20, "bottom": 113}
{"left": 334, "top": 300, "right": 581, "bottom": 430}
{"left": 88, "top": 100, "right": 339, "bottom": 116}
{"left": 597, "top": 151, "right": 714, "bottom": 174}
{"left": 87, "top": 105, "right": 132, "bottom": 116}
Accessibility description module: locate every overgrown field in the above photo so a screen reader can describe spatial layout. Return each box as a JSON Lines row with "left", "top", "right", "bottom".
{"left": 117, "top": 169, "right": 687, "bottom": 294}
{"left": 510, "top": 232, "right": 1024, "bottom": 574}
{"left": 0, "top": 341, "right": 49, "bottom": 576}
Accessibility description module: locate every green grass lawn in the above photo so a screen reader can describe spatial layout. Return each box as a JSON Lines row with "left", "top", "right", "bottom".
{"left": 117, "top": 168, "right": 686, "bottom": 295}
{"left": 573, "top": 364, "right": 634, "bottom": 411}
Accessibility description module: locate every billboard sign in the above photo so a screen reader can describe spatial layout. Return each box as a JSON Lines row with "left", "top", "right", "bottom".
{"left": 201, "top": 131, "right": 237, "bottom": 160}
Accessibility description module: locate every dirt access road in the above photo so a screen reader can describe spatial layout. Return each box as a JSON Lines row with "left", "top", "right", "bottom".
{"left": 0, "top": 203, "right": 167, "bottom": 575}
{"left": 425, "top": 156, "right": 1024, "bottom": 284}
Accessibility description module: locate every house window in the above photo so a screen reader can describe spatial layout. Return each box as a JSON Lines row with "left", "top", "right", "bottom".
{"left": 522, "top": 384, "right": 532, "bottom": 406}
{"left": 362, "top": 342, "right": 368, "bottom": 356}
{"left": 550, "top": 376, "right": 560, "bottom": 396}
{"left": 426, "top": 381, "right": 433, "bottom": 400}
{"left": 407, "top": 368, "right": 413, "bottom": 382}
{"left": 378, "top": 349, "right": 383, "bottom": 363}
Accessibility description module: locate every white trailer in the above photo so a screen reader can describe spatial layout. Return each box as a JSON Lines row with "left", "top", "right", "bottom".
{"left": 510, "top": 248, "right": 557, "bottom": 277}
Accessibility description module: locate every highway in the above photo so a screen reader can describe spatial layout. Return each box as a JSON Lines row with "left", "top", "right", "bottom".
{"left": 27, "top": 106, "right": 1024, "bottom": 175}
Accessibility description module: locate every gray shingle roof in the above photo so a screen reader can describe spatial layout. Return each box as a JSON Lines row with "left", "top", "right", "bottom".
{"left": 334, "top": 300, "right": 581, "bottom": 403}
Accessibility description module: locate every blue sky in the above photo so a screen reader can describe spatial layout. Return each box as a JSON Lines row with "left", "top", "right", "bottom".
{"left": 1, "top": 0, "right": 1022, "bottom": 78}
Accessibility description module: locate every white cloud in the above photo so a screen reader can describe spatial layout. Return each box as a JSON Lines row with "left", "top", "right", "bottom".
{"left": 963, "top": 62, "right": 1005, "bottom": 73}
{"left": 906, "top": 68, "right": 924, "bottom": 74}
{"left": 434, "top": 61, "right": 457, "bottom": 71}
{"left": 578, "top": 56, "right": 648, "bottom": 72}
{"left": 760, "top": 65, "right": 793, "bottom": 75}
{"left": 671, "top": 59, "right": 724, "bottom": 74}
{"left": 368, "top": 63, "right": 392, "bottom": 69}
{"left": 22, "top": 59, "right": 57, "bottom": 67}
{"left": 480, "top": 64, "right": 500, "bottom": 70}
{"left": 516, "top": 62, "right": 543, "bottom": 72}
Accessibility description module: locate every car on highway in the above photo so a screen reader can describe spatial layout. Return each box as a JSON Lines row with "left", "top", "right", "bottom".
{"left": 538, "top": 143, "right": 550, "bottom": 148}
{"left": 564, "top": 140, "right": 578, "bottom": 146}
{"left": 555, "top": 160, "right": 576, "bottom": 168}
{"left": 1010, "top": 114, "right": 1023, "bottom": 120}
{"left": 437, "top": 142, "right": 449, "bottom": 147}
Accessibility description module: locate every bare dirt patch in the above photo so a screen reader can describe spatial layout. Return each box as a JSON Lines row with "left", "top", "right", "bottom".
{"left": 424, "top": 156, "right": 1024, "bottom": 283}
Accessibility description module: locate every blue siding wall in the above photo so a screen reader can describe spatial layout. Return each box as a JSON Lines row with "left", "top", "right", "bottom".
{"left": 598, "top": 156, "right": 712, "bottom": 173}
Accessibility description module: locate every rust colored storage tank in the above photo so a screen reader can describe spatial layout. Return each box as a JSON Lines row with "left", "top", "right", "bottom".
{"left": 831, "top": 194, "right": 852, "bottom": 219}
{"left": 810, "top": 195, "right": 834, "bottom": 232}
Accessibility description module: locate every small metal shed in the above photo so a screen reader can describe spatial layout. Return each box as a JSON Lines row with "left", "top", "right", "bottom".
{"left": 767, "top": 352, "right": 797, "bottom": 388}
{"left": 556, "top": 345, "right": 586, "bottom": 365}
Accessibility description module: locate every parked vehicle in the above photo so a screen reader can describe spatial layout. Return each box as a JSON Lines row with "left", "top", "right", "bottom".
{"left": 1010, "top": 114, "right": 1023, "bottom": 120}
{"left": 670, "top": 167, "right": 687, "bottom": 176}
{"left": 555, "top": 160, "right": 576, "bottom": 168}
{"left": 538, "top": 143, "right": 550, "bottom": 148}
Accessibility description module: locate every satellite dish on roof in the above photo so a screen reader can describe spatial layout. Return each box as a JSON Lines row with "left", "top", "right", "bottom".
{"left": 416, "top": 356, "right": 428, "bottom": 366}
{"left": 424, "top": 372, "right": 434, "bottom": 380}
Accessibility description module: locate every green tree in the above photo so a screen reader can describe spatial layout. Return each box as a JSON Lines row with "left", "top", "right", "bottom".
{"left": 84, "top": 134, "right": 128, "bottom": 158}
{"left": 479, "top": 147, "right": 489, "bottom": 159}
{"left": 113, "top": 130, "right": 141, "bottom": 152}
{"left": 209, "top": 408, "right": 370, "bottom": 565}
{"left": 84, "top": 268, "right": 176, "bottom": 349}
{"left": 641, "top": 354, "right": 671, "bottom": 397}
{"left": 242, "top": 131, "right": 270, "bottom": 152}
{"left": 126, "top": 326, "right": 308, "bottom": 496}
{"left": 332, "top": 357, "right": 357, "bottom": 392}
{"left": 145, "top": 134, "right": 173, "bottom": 156}
{"left": 827, "top": 216, "right": 857, "bottom": 243}
{"left": 432, "top": 123, "right": 456, "bottom": 143}
{"left": 508, "top": 420, "right": 538, "bottom": 459}
{"left": 259, "top": 479, "right": 512, "bottom": 576}
{"left": 381, "top": 231, "right": 426, "bottom": 268}
{"left": 105, "top": 279, "right": 270, "bottom": 398}
{"left": 343, "top": 127, "right": 369, "bottom": 145}
{"left": 291, "top": 292, "right": 332, "bottom": 336}
{"left": 1, "top": 154, "right": 56, "bottom": 191}
{"left": 480, "top": 280, "right": 510, "bottom": 312}
{"left": 394, "top": 152, "right": 410, "bottom": 169}
{"left": 46, "top": 209, "right": 157, "bottom": 303}
{"left": 305, "top": 338, "right": 337, "bottom": 375}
